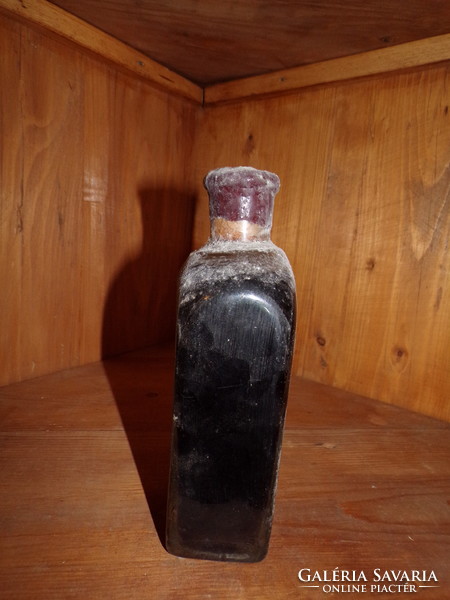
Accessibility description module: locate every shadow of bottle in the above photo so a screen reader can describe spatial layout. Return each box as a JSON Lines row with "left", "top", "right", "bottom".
{"left": 101, "top": 185, "right": 195, "bottom": 547}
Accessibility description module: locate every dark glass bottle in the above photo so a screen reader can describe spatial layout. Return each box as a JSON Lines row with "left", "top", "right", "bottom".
{"left": 166, "top": 167, "right": 296, "bottom": 562}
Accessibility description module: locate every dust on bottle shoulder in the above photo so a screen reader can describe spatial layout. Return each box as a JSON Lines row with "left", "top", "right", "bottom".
{"left": 178, "top": 239, "right": 296, "bottom": 308}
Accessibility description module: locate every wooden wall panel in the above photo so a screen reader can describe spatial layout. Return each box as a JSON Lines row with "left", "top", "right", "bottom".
{"left": 0, "top": 17, "right": 23, "bottom": 385}
{"left": 0, "top": 12, "right": 199, "bottom": 386}
{"left": 193, "top": 65, "right": 450, "bottom": 421}
{"left": 1, "top": 9, "right": 449, "bottom": 422}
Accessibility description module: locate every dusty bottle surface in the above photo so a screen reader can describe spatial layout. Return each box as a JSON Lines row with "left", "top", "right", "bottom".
{"left": 166, "top": 167, "right": 296, "bottom": 562}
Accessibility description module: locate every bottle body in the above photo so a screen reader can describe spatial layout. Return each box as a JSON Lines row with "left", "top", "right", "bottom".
{"left": 166, "top": 167, "right": 296, "bottom": 562}
{"left": 166, "top": 242, "right": 296, "bottom": 561}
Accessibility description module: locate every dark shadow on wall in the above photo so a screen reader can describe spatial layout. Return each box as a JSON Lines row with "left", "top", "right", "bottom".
{"left": 102, "top": 185, "right": 196, "bottom": 547}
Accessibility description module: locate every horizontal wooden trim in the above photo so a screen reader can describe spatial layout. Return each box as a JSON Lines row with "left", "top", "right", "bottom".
{"left": 0, "top": 0, "right": 203, "bottom": 104}
{"left": 204, "top": 34, "right": 450, "bottom": 105}
{"left": 3, "top": 0, "right": 450, "bottom": 106}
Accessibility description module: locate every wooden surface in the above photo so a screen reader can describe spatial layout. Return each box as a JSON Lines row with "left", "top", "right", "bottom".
{"left": 1, "top": 5, "right": 449, "bottom": 425}
{"left": 47, "top": 0, "right": 450, "bottom": 85}
{"left": 194, "top": 63, "right": 450, "bottom": 422}
{"left": 3, "top": 0, "right": 450, "bottom": 102}
{"left": 0, "top": 11, "right": 199, "bottom": 387}
{"left": 0, "top": 0, "right": 202, "bottom": 102}
{"left": 205, "top": 34, "right": 450, "bottom": 104}
{"left": 0, "top": 345, "right": 449, "bottom": 599}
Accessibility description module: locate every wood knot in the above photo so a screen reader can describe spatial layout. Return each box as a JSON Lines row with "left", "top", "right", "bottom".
{"left": 316, "top": 335, "right": 326, "bottom": 346}
{"left": 244, "top": 133, "right": 255, "bottom": 154}
{"left": 391, "top": 345, "right": 409, "bottom": 371}
{"left": 366, "top": 257, "right": 376, "bottom": 271}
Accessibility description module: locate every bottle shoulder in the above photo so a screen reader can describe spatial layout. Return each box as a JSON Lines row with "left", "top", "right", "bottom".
{"left": 178, "top": 239, "right": 296, "bottom": 309}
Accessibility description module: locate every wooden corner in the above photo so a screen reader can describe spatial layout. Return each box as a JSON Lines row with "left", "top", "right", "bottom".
{"left": 204, "top": 34, "right": 450, "bottom": 105}
{"left": 0, "top": 0, "right": 203, "bottom": 104}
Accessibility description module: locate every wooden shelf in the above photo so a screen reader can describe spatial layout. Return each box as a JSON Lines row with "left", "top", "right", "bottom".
{"left": 0, "top": 0, "right": 202, "bottom": 103}
{"left": 1, "top": 345, "right": 449, "bottom": 599}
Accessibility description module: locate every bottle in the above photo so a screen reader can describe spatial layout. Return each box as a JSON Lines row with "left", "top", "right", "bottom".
{"left": 166, "top": 166, "right": 296, "bottom": 562}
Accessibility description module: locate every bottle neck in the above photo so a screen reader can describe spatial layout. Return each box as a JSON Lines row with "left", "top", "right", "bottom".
{"left": 210, "top": 218, "right": 271, "bottom": 242}
{"left": 205, "top": 167, "right": 279, "bottom": 243}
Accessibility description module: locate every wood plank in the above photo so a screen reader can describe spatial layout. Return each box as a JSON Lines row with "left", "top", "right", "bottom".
{"left": 205, "top": 34, "right": 450, "bottom": 104}
{"left": 0, "top": 11, "right": 199, "bottom": 386}
{"left": 47, "top": 0, "right": 450, "bottom": 86}
{"left": 0, "top": 347, "right": 449, "bottom": 599}
{"left": 0, "top": 0, "right": 202, "bottom": 103}
{"left": 194, "top": 64, "right": 450, "bottom": 421}
{"left": 77, "top": 58, "right": 112, "bottom": 364}
{"left": 0, "top": 16, "right": 86, "bottom": 383}
{"left": 0, "top": 16, "right": 23, "bottom": 384}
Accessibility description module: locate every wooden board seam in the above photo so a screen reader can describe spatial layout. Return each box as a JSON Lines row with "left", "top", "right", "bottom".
{"left": 204, "top": 34, "right": 450, "bottom": 105}
{"left": 2, "top": 0, "right": 450, "bottom": 107}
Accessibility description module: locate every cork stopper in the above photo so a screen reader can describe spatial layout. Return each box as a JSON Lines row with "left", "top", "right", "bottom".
{"left": 204, "top": 167, "right": 280, "bottom": 230}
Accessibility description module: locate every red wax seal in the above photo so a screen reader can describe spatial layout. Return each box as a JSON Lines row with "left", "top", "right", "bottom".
{"left": 204, "top": 167, "right": 280, "bottom": 227}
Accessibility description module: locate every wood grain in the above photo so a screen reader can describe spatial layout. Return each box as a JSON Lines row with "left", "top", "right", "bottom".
{"left": 194, "top": 64, "right": 450, "bottom": 421}
{"left": 0, "top": 0, "right": 202, "bottom": 102}
{"left": 205, "top": 34, "right": 450, "bottom": 104}
{"left": 0, "top": 17, "right": 23, "bottom": 385}
{"left": 0, "top": 11, "right": 199, "bottom": 386}
{"left": 1, "top": 5, "right": 449, "bottom": 422}
{"left": 46, "top": 0, "right": 450, "bottom": 85}
{"left": 0, "top": 346, "right": 449, "bottom": 599}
